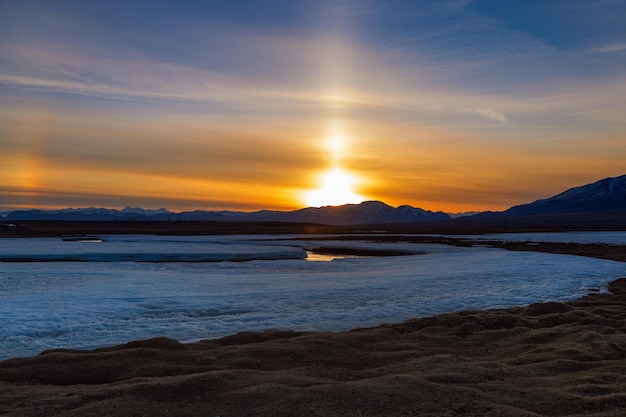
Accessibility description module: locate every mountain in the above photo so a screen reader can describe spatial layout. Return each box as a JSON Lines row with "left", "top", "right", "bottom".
{"left": 3, "top": 207, "right": 177, "bottom": 222}
{"left": 504, "top": 175, "right": 626, "bottom": 216}
{"left": 437, "top": 175, "right": 626, "bottom": 232}
{"left": 2, "top": 201, "right": 450, "bottom": 225}
{"left": 447, "top": 211, "right": 481, "bottom": 219}
{"left": 272, "top": 201, "right": 450, "bottom": 225}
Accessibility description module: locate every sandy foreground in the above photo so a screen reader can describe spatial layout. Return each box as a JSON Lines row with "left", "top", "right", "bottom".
{"left": 1, "top": 243, "right": 626, "bottom": 416}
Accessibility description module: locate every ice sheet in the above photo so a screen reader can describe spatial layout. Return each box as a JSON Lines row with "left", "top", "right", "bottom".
{"left": 0, "top": 236, "right": 306, "bottom": 262}
{"left": 1, "top": 234, "right": 625, "bottom": 360}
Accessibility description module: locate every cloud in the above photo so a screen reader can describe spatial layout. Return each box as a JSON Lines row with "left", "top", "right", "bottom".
{"left": 0, "top": 33, "right": 385, "bottom": 121}
{"left": 592, "top": 43, "right": 626, "bottom": 54}
{"left": 448, "top": 0, "right": 474, "bottom": 10}
{"left": 462, "top": 108, "right": 507, "bottom": 123}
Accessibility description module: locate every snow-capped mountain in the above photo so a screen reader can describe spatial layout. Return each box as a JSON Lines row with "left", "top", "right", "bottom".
{"left": 3, "top": 207, "right": 177, "bottom": 221}
{"left": 447, "top": 211, "right": 481, "bottom": 219}
{"left": 505, "top": 175, "right": 626, "bottom": 216}
{"left": 2, "top": 201, "right": 450, "bottom": 225}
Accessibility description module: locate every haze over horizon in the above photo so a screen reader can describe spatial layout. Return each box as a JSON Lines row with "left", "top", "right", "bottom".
{"left": 1, "top": 0, "right": 625, "bottom": 213}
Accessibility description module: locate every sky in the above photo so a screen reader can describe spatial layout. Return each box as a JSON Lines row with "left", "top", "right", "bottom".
{"left": 1, "top": 0, "right": 625, "bottom": 213}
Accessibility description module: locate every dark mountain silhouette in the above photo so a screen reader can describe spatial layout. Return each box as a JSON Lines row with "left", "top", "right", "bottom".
{"left": 436, "top": 175, "right": 626, "bottom": 232}
{"left": 1, "top": 201, "right": 450, "bottom": 225}
{"left": 2, "top": 207, "right": 175, "bottom": 222}
{"left": 272, "top": 201, "right": 450, "bottom": 225}
{"left": 504, "top": 175, "right": 626, "bottom": 216}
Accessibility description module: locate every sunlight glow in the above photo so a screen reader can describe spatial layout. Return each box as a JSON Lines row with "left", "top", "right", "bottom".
{"left": 325, "top": 121, "right": 347, "bottom": 157}
{"left": 304, "top": 167, "right": 364, "bottom": 207}
{"left": 327, "top": 134, "right": 345, "bottom": 157}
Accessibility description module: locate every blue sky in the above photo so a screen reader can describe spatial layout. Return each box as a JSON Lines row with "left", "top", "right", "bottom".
{"left": 1, "top": 0, "right": 625, "bottom": 211}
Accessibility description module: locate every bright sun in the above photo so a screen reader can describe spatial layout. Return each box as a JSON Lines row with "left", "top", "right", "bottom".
{"left": 305, "top": 168, "right": 364, "bottom": 207}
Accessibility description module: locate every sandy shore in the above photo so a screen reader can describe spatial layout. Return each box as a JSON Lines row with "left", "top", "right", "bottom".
{"left": 1, "top": 243, "right": 625, "bottom": 416}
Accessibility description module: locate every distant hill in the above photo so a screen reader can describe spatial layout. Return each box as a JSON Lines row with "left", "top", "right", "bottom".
{"left": 275, "top": 201, "right": 450, "bottom": 225}
{"left": 2, "top": 201, "right": 450, "bottom": 226}
{"left": 2, "top": 207, "right": 176, "bottom": 222}
{"left": 504, "top": 175, "right": 626, "bottom": 216}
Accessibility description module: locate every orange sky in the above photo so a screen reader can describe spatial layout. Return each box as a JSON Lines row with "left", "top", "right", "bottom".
{"left": 1, "top": 1, "right": 625, "bottom": 213}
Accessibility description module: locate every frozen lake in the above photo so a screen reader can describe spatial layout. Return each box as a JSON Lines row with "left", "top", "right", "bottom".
{"left": 1, "top": 234, "right": 625, "bottom": 360}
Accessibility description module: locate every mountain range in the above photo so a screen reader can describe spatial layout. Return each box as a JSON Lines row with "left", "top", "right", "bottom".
{"left": 0, "top": 201, "right": 450, "bottom": 225}
{"left": 1, "top": 174, "right": 625, "bottom": 226}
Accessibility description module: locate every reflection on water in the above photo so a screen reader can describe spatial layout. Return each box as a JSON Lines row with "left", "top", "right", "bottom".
{"left": 305, "top": 251, "right": 358, "bottom": 262}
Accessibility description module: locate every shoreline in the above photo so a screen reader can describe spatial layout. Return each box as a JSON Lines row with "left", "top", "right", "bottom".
{"left": 2, "top": 219, "right": 626, "bottom": 238}
{"left": 1, "top": 240, "right": 625, "bottom": 416}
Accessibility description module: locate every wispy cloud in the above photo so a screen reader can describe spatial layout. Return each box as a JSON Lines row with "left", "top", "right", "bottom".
{"left": 462, "top": 108, "right": 507, "bottom": 123}
{"left": 592, "top": 43, "right": 626, "bottom": 54}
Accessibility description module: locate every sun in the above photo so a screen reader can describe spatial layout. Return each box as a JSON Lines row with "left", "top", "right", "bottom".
{"left": 304, "top": 167, "right": 364, "bottom": 207}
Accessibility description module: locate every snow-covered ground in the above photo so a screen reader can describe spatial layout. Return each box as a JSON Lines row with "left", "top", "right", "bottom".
{"left": 1, "top": 234, "right": 625, "bottom": 360}
{"left": 0, "top": 235, "right": 306, "bottom": 262}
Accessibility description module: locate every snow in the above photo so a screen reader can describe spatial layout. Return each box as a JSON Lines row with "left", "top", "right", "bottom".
{"left": 545, "top": 175, "right": 626, "bottom": 202}
{"left": 0, "top": 235, "right": 306, "bottom": 262}
{"left": 1, "top": 234, "right": 625, "bottom": 361}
